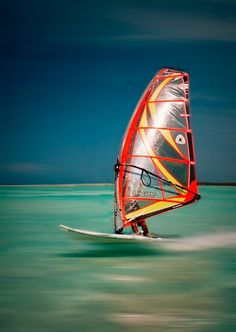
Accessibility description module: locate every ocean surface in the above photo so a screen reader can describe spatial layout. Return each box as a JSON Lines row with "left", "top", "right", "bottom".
{"left": 0, "top": 185, "right": 235, "bottom": 332}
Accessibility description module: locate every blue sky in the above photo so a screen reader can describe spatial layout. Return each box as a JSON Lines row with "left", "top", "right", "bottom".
{"left": 0, "top": 0, "right": 235, "bottom": 184}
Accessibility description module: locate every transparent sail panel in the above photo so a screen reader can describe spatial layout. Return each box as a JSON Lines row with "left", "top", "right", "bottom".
{"left": 161, "top": 160, "right": 188, "bottom": 187}
{"left": 131, "top": 156, "right": 157, "bottom": 174}
{"left": 123, "top": 158, "right": 162, "bottom": 199}
{"left": 132, "top": 132, "right": 149, "bottom": 156}
{"left": 161, "top": 181, "right": 179, "bottom": 198}
{"left": 158, "top": 77, "right": 185, "bottom": 100}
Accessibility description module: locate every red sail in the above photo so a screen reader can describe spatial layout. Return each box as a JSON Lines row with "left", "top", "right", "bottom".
{"left": 114, "top": 68, "right": 200, "bottom": 232}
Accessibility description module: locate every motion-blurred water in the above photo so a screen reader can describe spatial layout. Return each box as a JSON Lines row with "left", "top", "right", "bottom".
{"left": 0, "top": 185, "right": 235, "bottom": 332}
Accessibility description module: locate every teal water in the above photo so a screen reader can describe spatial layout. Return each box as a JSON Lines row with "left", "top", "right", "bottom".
{"left": 0, "top": 185, "right": 236, "bottom": 332}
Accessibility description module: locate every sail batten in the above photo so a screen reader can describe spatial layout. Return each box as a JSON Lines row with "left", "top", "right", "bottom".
{"left": 114, "top": 68, "right": 200, "bottom": 232}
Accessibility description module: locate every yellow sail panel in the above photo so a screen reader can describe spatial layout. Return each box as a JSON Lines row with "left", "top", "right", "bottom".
{"left": 168, "top": 196, "right": 186, "bottom": 202}
{"left": 139, "top": 105, "right": 148, "bottom": 127}
{"left": 125, "top": 199, "right": 184, "bottom": 220}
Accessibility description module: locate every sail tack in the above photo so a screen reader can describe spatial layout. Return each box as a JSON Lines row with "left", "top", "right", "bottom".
{"left": 114, "top": 68, "right": 200, "bottom": 232}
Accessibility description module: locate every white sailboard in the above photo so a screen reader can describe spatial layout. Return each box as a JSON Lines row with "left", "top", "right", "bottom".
{"left": 60, "top": 224, "right": 163, "bottom": 242}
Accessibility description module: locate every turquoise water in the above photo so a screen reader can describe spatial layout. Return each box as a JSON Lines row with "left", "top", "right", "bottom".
{"left": 0, "top": 185, "right": 236, "bottom": 331}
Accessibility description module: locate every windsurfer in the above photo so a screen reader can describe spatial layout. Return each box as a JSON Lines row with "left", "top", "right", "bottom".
{"left": 131, "top": 219, "right": 150, "bottom": 237}
{"left": 126, "top": 200, "right": 151, "bottom": 237}
{"left": 114, "top": 69, "right": 200, "bottom": 239}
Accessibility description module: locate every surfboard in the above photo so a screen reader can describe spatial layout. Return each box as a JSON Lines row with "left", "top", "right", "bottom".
{"left": 59, "top": 224, "right": 163, "bottom": 242}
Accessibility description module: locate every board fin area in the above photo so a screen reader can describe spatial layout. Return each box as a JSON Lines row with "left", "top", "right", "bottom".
{"left": 59, "top": 224, "right": 163, "bottom": 242}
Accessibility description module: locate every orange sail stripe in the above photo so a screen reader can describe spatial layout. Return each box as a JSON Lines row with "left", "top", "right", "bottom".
{"left": 139, "top": 105, "right": 148, "bottom": 127}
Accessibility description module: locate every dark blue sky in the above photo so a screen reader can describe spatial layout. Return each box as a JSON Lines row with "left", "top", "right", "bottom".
{"left": 0, "top": 0, "right": 235, "bottom": 184}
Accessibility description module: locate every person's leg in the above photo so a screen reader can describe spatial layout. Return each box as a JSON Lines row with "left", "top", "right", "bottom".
{"left": 138, "top": 219, "right": 150, "bottom": 237}
{"left": 131, "top": 222, "right": 139, "bottom": 234}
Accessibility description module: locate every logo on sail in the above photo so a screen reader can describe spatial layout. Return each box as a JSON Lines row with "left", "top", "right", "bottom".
{"left": 175, "top": 134, "right": 186, "bottom": 145}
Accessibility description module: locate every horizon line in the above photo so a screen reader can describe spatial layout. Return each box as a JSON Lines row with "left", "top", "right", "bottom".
{"left": 0, "top": 182, "right": 236, "bottom": 187}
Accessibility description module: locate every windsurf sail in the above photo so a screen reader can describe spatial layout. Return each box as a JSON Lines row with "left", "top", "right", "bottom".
{"left": 114, "top": 68, "right": 200, "bottom": 233}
